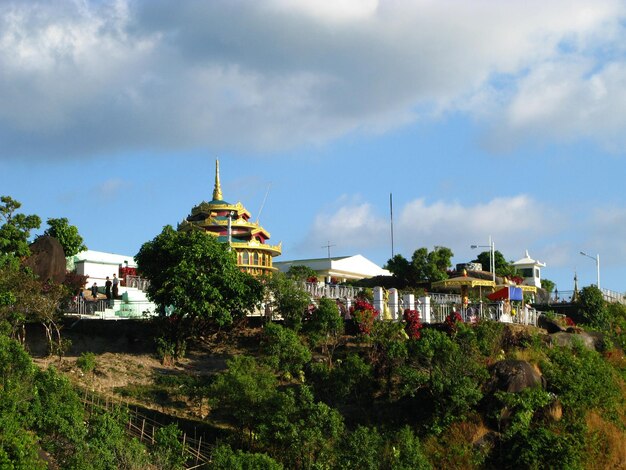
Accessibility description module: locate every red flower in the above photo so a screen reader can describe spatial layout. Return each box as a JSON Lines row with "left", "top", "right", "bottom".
{"left": 349, "top": 299, "right": 379, "bottom": 335}
{"left": 403, "top": 309, "right": 423, "bottom": 339}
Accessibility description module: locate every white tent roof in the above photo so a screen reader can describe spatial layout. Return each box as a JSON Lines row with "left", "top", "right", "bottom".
{"left": 512, "top": 250, "right": 546, "bottom": 268}
{"left": 275, "top": 254, "right": 390, "bottom": 280}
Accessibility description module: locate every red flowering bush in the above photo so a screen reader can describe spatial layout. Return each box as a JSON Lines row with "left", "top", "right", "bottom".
{"left": 403, "top": 309, "right": 423, "bottom": 339}
{"left": 306, "top": 276, "right": 318, "bottom": 283}
{"left": 445, "top": 311, "right": 463, "bottom": 335}
{"left": 350, "top": 298, "right": 379, "bottom": 335}
{"left": 565, "top": 316, "right": 576, "bottom": 327}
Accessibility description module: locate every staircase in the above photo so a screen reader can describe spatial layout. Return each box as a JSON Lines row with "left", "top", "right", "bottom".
{"left": 100, "top": 285, "right": 157, "bottom": 319}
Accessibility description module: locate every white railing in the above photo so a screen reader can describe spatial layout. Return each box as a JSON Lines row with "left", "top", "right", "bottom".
{"left": 125, "top": 275, "right": 150, "bottom": 292}
{"left": 302, "top": 282, "right": 361, "bottom": 300}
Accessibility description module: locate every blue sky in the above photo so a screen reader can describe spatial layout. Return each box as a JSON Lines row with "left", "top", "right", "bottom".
{"left": 2, "top": 0, "right": 626, "bottom": 294}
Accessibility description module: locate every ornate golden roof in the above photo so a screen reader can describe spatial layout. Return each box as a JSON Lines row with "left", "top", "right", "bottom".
{"left": 178, "top": 159, "right": 282, "bottom": 273}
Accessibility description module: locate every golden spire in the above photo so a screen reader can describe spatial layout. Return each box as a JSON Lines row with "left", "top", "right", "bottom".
{"left": 213, "top": 159, "right": 223, "bottom": 201}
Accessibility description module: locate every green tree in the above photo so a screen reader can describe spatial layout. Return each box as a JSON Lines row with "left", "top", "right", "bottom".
{"left": 578, "top": 285, "right": 609, "bottom": 329}
{"left": 286, "top": 265, "right": 318, "bottom": 282}
{"left": 385, "top": 426, "right": 431, "bottom": 470}
{"left": 260, "top": 322, "right": 311, "bottom": 377}
{"left": 386, "top": 246, "right": 453, "bottom": 286}
{"left": 472, "top": 250, "right": 518, "bottom": 277}
{"left": 259, "top": 385, "right": 344, "bottom": 469}
{"left": 210, "top": 444, "right": 283, "bottom": 469}
{"left": 541, "top": 278, "right": 555, "bottom": 295}
{"left": 304, "top": 298, "right": 344, "bottom": 366}
{"left": 0, "top": 261, "right": 65, "bottom": 347}
{"left": 44, "top": 217, "right": 87, "bottom": 257}
{"left": 404, "top": 328, "right": 488, "bottom": 432}
{"left": 209, "top": 356, "right": 279, "bottom": 445}
{"left": 338, "top": 425, "right": 383, "bottom": 470}
{"left": 31, "top": 366, "right": 87, "bottom": 466}
{"left": 153, "top": 423, "right": 186, "bottom": 470}
{"left": 264, "top": 272, "right": 311, "bottom": 330}
{"left": 385, "top": 254, "right": 415, "bottom": 287}
{"left": 0, "top": 195, "right": 41, "bottom": 258}
{"left": 135, "top": 225, "right": 263, "bottom": 325}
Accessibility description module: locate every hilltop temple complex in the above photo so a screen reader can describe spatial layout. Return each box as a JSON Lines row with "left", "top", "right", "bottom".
{"left": 178, "top": 160, "right": 282, "bottom": 276}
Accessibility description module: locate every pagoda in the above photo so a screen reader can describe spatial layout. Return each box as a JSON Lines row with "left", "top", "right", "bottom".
{"left": 178, "top": 160, "right": 282, "bottom": 276}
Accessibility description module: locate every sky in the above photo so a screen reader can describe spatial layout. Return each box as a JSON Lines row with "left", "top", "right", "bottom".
{"left": 1, "top": 0, "right": 626, "bottom": 294}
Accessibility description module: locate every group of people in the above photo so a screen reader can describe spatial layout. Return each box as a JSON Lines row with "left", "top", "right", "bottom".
{"left": 89, "top": 274, "right": 119, "bottom": 307}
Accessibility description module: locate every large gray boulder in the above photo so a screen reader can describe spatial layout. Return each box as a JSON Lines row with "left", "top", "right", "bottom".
{"left": 549, "top": 331, "right": 596, "bottom": 351}
{"left": 537, "top": 314, "right": 564, "bottom": 334}
{"left": 23, "top": 235, "right": 66, "bottom": 284}
{"left": 489, "top": 359, "right": 545, "bottom": 393}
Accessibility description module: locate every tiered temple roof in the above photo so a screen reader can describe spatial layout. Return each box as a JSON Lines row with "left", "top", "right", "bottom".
{"left": 178, "top": 160, "right": 281, "bottom": 276}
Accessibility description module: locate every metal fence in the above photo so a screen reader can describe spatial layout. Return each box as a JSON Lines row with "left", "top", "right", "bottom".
{"left": 418, "top": 301, "right": 539, "bottom": 326}
{"left": 65, "top": 298, "right": 156, "bottom": 319}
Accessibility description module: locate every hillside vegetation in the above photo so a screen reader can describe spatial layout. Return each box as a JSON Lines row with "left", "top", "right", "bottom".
{"left": 23, "top": 303, "right": 626, "bottom": 470}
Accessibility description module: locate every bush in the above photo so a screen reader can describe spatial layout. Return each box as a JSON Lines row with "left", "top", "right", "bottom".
{"left": 260, "top": 322, "right": 311, "bottom": 377}
{"left": 309, "top": 353, "right": 374, "bottom": 404}
{"left": 578, "top": 286, "right": 608, "bottom": 329}
{"left": 76, "top": 352, "right": 97, "bottom": 374}
{"left": 211, "top": 444, "right": 283, "bottom": 469}
{"left": 541, "top": 343, "right": 622, "bottom": 419}
{"left": 338, "top": 426, "right": 383, "bottom": 470}
{"left": 153, "top": 423, "right": 186, "bottom": 470}
{"left": 407, "top": 328, "right": 489, "bottom": 432}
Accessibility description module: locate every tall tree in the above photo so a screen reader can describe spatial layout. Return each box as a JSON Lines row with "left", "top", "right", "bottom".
{"left": 44, "top": 218, "right": 87, "bottom": 257}
{"left": 386, "top": 246, "right": 453, "bottom": 286}
{"left": 135, "top": 225, "right": 263, "bottom": 325}
{"left": 472, "top": 250, "right": 518, "bottom": 277}
{"left": 0, "top": 196, "right": 41, "bottom": 258}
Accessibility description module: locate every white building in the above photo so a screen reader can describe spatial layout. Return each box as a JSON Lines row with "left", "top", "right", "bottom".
{"left": 512, "top": 250, "right": 546, "bottom": 288}
{"left": 68, "top": 250, "right": 136, "bottom": 287}
{"left": 67, "top": 250, "right": 156, "bottom": 319}
{"left": 274, "top": 254, "right": 391, "bottom": 283}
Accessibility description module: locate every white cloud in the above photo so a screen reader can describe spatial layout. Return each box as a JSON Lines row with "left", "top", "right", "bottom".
{"left": 0, "top": 0, "right": 626, "bottom": 158}
{"left": 299, "top": 194, "right": 560, "bottom": 263}
{"left": 96, "top": 178, "right": 127, "bottom": 200}
{"left": 299, "top": 197, "right": 388, "bottom": 254}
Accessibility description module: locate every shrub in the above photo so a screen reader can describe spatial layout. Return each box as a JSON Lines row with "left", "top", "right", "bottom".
{"left": 76, "top": 352, "right": 97, "bottom": 374}
{"left": 350, "top": 298, "right": 379, "bottom": 336}
{"left": 338, "top": 426, "right": 383, "bottom": 470}
{"left": 541, "top": 343, "right": 622, "bottom": 419}
{"left": 211, "top": 444, "right": 283, "bottom": 469}
{"left": 403, "top": 309, "right": 423, "bottom": 340}
{"left": 153, "top": 423, "right": 186, "bottom": 470}
{"left": 260, "top": 323, "right": 311, "bottom": 376}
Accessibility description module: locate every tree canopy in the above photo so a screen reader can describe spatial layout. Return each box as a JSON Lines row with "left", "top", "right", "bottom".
{"left": 0, "top": 196, "right": 41, "bottom": 259}
{"left": 386, "top": 246, "right": 453, "bottom": 287}
{"left": 44, "top": 217, "right": 87, "bottom": 257}
{"left": 472, "top": 250, "right": 518, "bottom": 278}
{"left": 135, "top": 225, "right": 263, "bottom": 325}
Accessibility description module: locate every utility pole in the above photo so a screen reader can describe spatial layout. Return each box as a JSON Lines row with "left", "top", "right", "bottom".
{"left": 322, "top": 241, "right": 336, "bottom": 259}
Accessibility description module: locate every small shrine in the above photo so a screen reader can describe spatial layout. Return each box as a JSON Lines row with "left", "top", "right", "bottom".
{"left": 512, "top": 250, "right": 546, "bottom": 288}
{"left": 178, "top": 160, "right": 282, "bottom": 276}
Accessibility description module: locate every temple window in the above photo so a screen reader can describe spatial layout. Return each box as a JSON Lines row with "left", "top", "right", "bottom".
{"left": 242, "top": 252, "right": 249, "bottom": 265}
{"left": 254, "top": 252, "right": 259, "bottom": 266}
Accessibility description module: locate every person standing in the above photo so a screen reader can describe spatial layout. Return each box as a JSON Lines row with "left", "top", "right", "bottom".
{"left": 91, "top": 282, "right": 98, "bottom": 299}
{"left": 105, "top": 276, "right": 112, "bottom": 307}
{"left": 112, "top": 274, "right": 119, "bottom": 299}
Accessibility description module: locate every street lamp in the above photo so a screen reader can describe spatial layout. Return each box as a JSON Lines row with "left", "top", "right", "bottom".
{"left": 471, "top": 236, "right": 495, "bottom": 282}
{"left": 579, "top": 251, "right": 600, "bottom": 290}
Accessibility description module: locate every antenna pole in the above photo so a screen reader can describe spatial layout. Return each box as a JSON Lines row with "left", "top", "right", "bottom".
{"left": 256, "top": 183, "right": 271, "bottom": 224}
{"left": 322, "top": 241, "right": 336, "bottom": 259}
{"left": 390, "top": 193, "right": 395, "bottom": 258}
